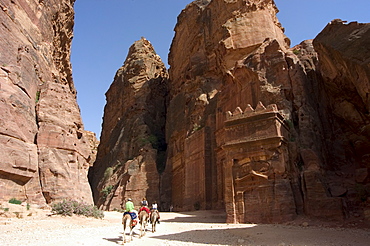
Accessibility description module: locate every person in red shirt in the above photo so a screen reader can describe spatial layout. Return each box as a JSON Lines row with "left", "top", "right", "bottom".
{"left": 139, "top": 197, "right": 151, "bottom": 215}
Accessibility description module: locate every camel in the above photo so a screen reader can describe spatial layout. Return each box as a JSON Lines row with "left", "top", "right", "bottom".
{"left": 122, "top": 213, "right": 134, "bottom": 244}
{"left": 138, "top": 210, "right": 149, "bottom": 238}
{"left": 150, "top": 210, "right": 159, "bottom": 233}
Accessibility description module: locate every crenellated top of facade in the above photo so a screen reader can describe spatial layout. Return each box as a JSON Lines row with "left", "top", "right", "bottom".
{"left": 223, "top": 101, "right": 289, "bottom": 147}
{"left": 225, "top": 101, "right": 279, "bottom": 122}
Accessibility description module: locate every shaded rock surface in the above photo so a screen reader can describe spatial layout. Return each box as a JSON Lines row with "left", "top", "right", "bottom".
{"left": 312, "top": 20, "right": 370, "bottom": 220}
{"left": 89, "top": 38, "right": 168, "bottom": 210}
{"left": 0, "top": 0, "right": 95, "bottom": 205}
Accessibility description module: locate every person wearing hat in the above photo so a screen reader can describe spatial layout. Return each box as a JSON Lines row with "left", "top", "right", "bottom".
{"left": 125, "top": 198, "right": 134, "bottom": 212}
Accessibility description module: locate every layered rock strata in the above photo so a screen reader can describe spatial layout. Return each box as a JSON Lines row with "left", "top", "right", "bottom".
{"left": 89, "top": 38, "right": 168, "bottom": 210}
{"left": 0, "top": 0, "right": 94, "bottom": 205}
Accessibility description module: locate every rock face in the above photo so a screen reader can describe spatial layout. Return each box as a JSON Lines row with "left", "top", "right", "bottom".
{"left": 89, "top": 38, "right": 168, "bottom": 210}
{"left": 165, "top": 0, "right": 295, "bottom": 220}
{"left": 163, "top": 0, "right": 370, "bottom": 224}
{"left": 312, "top": 20, "right": 370, "bottom": 220}
{"left": 0, "top": 0, "right": 95, "bottom": 205}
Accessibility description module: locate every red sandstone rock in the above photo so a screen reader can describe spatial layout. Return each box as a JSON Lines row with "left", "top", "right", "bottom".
{"left": 164, "top": 0, "right": 370, "bottom": 224}
{"left": 311, "top": 21, "right": 370, "bottom": 221}
{"left": 165, "top": 0, "right": 294, "bottom": 220}
{"left": 0, "top": 0, "right": 95, "bottom": 205}
{"left": 3, "top": 0, "right": 368, "bottom": 227}
{"left": 89, "top": 38, "right": 168, "bottom": 210}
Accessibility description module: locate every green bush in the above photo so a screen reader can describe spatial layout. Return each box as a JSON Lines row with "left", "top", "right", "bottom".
{"left": 35, "top": 90, "right": 41, "bottom": 103}
{"left": 101, "top": 185, "right": 114, "bottom": 199}
{"left": 51, "top": 200, "right": 104, "bottom": 219}
{"left": 9, "top": 198, "right": 22, "bottom": 205}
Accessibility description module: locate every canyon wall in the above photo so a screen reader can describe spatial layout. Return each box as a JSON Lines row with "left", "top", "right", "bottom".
{"left": 89, "top": 38, "right": 168, "bottom": 210}
{"left": 0, "top": 0, "right": 95, "bottom": 205}
{"left": 163, "top": 0, "right": 370, "bottom": 223}
{"left": 312, "top": 20, "right": 370, "bottom": 221}
{"left": 165, "top": 0, "right": 296, "bottom": 220}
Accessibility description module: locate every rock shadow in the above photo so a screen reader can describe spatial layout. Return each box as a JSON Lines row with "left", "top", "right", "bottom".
{"left": 162, "top": 210, "right": 226, "bottom": 223}
{"left": 151, "top": 227, "right": 254, "bottom": 245}
{"left": 102, "top": 236, "right": 121, "bottom": 244}
{"left": 103, "top": 231, "right": 140, "bottom": 245}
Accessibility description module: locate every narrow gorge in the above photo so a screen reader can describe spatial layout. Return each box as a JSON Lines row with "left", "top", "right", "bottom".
{"left": 1, "top": 0, "right": 369, "bottom": 225}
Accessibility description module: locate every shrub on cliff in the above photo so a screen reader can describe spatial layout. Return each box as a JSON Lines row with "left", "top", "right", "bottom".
{"left": 101, "top": 185, "right": 114, "bottom": 200}
{"left": 51, "top": 200, "right": 104, "bottom": 219}
{"left": 8, "top": 198, "right": 22, "bottom": 205}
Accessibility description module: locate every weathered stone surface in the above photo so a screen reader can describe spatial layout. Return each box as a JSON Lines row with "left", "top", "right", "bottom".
{"left": 313, "top": 20, "right": 370, "bottom": 167}
{"left": 163, "top": 0, "right": 370, "bottom": 224}
{"left": 83, "top": 1, "right": 369, "bottom": 225}
{"left": 0, "top": 0, "right": 94, "bottom": 205}
{"left": 311, "top": 20, "right": 370, "bottom": 221}
{"left": 84, "top": 131, "right": 99, "bottom": 165}
{"left": 164, "top": 0, "right": 296, "bottom": 220}
{"left": 223, "top": 103, "right": 296, "bottom": 223}
{"left": 164, "top": 0, "right": 290, "bottom": 214}
{"left": 89, "top": 38, "right": 168, "bottom": 210}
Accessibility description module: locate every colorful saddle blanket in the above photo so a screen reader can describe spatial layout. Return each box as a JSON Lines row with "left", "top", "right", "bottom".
{"left": 124, "top": 211, "right": 137, "bottom": 220}
{"left": 139, "top": 206, "right": 151, "bottom": 214}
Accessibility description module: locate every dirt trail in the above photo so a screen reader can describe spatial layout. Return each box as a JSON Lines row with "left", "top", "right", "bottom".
{"left": 1, "top": 209, "right": 369, "bottom": 246}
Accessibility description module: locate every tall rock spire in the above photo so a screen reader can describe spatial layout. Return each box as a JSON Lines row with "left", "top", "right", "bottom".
{"left": 89, "top": 37, "right": 168, "bottom": 209}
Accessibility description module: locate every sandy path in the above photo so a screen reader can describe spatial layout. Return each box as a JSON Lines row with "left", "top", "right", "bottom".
{"left": 1, "top": 210, "right": 369, "bottom": 246}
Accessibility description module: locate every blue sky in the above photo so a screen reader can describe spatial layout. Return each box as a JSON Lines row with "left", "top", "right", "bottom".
{"left": 71, "top": 0, "right": 369, "bottom": 138}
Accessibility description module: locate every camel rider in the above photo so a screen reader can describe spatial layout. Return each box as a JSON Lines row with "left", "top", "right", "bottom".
{"left": 124, "top": 198, "right": 138, "bottom": 226}
{"left": 139, "top": 197, "right": 151, "bottom": 215}
{"left": 151, "top": 201, "right": 160, "bottom": 224}
{"left": 141, "top": 197, "right": 148, "bottom": 207}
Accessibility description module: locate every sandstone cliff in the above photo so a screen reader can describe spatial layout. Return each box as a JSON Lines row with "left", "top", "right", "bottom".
{"left": 165, "top": 0, "right": 293, "bottom": 219}
{"left": 0, "top": 0, "right": 95, "bottom": 205}
{"left": 163, "top": 0, "right": 370, "bottom": 224}
{"left": 89, "top": 38, "right": 168, "bottom": 210}
{"left": 312, "top": 20, "right": 370, "bottom": 220}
